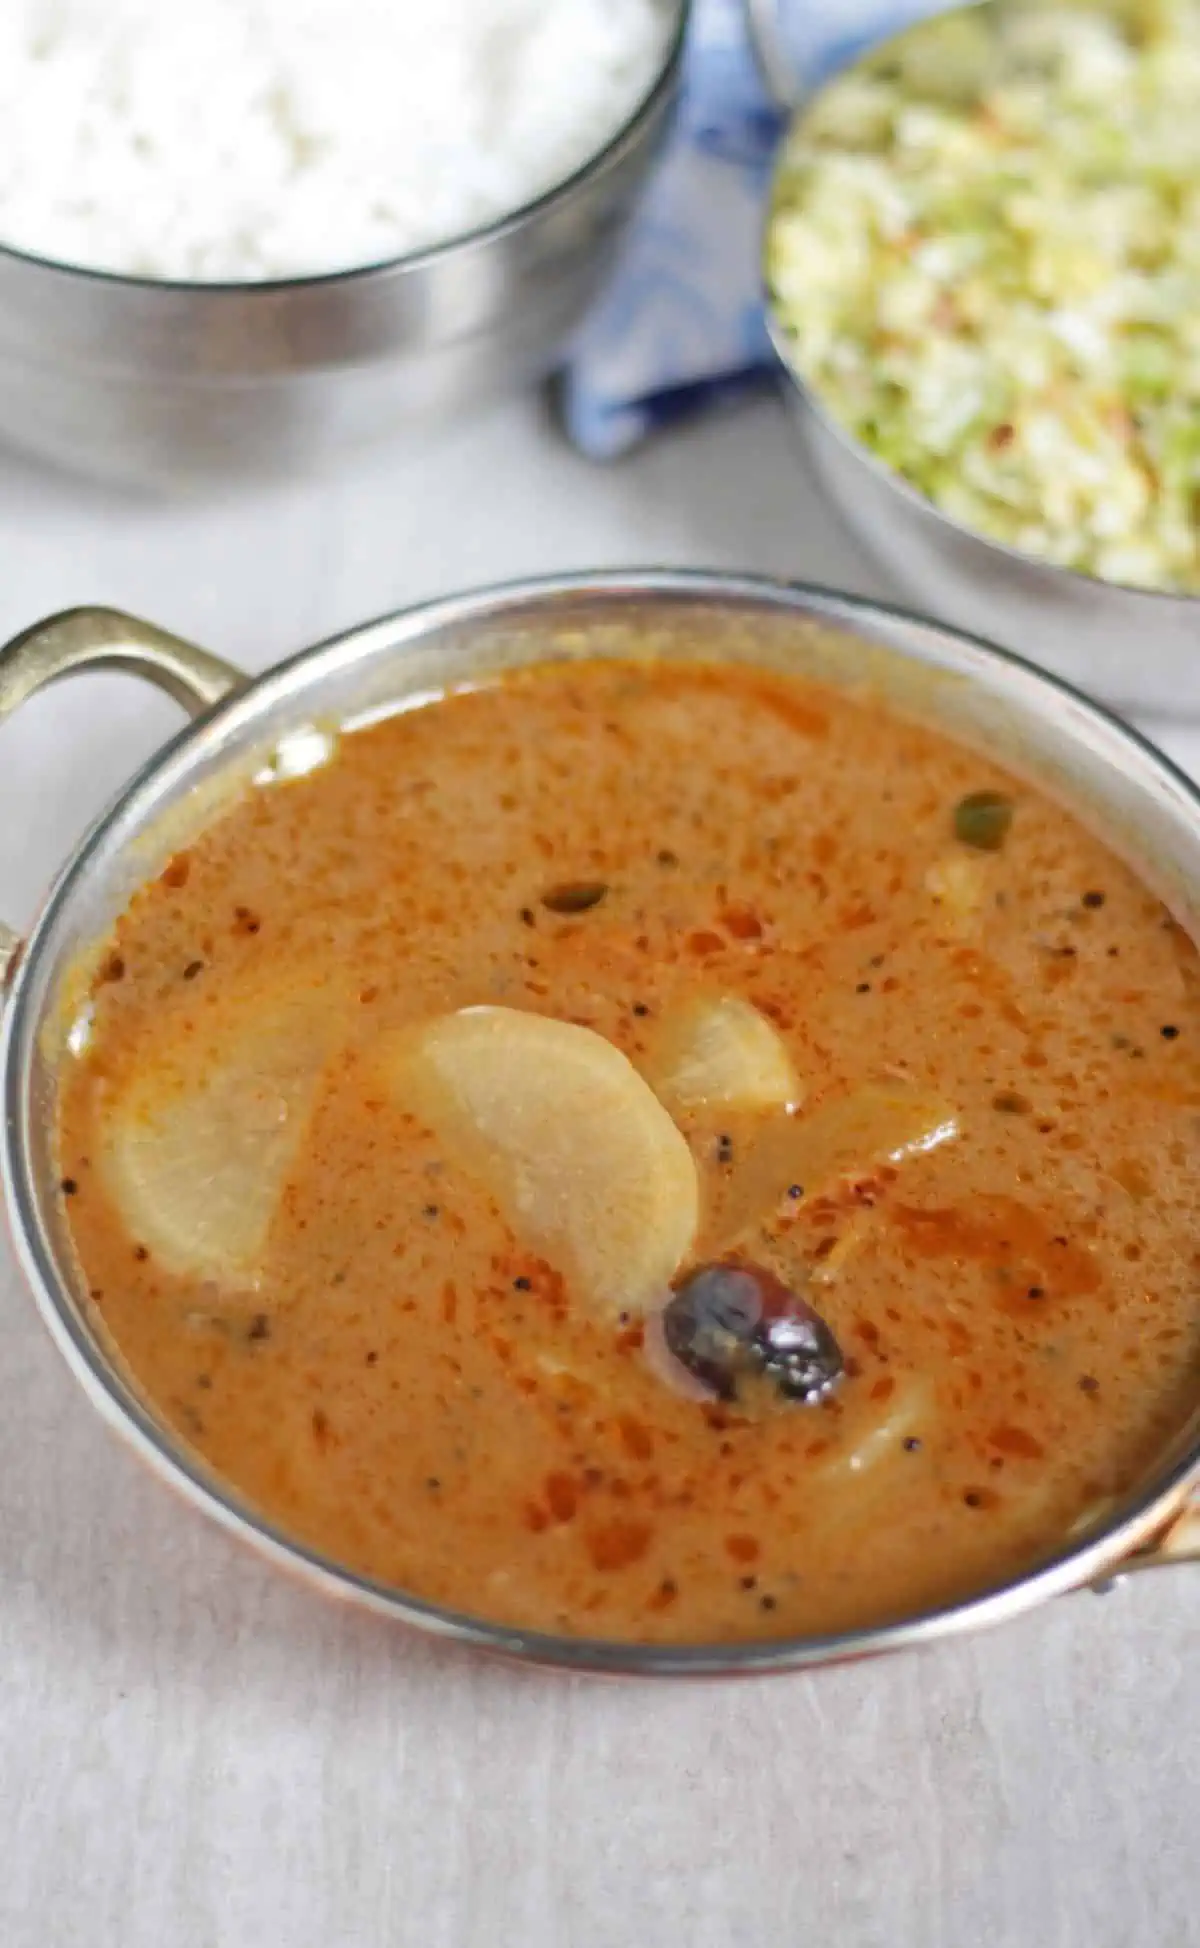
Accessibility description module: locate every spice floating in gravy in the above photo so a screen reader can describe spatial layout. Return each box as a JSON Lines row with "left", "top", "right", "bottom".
{"left": 660, "top": 1263, "right": 844, "bottom": 1406}
{"left": 56, "top": 658, "right": 1200, "bottom": 1643}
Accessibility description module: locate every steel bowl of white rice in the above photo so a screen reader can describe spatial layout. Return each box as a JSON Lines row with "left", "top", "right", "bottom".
{"left": 764, "top": 0, "right": 1200, "bottom": 715}
{"left": 0, "top": 0, "right": 686, "bottom": 486}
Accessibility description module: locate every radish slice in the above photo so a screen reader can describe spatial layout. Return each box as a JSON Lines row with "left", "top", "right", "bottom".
{"left": 710, "top": 1083, "right": 959, "bottom": 1253}
{"left": 382, "top": 1006, "right": 699, "bottom": 1321}
{"left": 102, "top": 976, "right": 339, "bottom": 1288}
{"left": 641, "top": 993, "right": 801, "bottom": 1116}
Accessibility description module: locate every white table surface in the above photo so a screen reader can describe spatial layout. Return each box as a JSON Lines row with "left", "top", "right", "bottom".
{"left": 0, "top": 392, "right": 1197, "bottom": 1948}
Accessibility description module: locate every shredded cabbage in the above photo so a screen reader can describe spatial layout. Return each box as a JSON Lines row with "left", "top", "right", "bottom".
{"left": 767, "top": 0, "right": 1200, "bottom": 595}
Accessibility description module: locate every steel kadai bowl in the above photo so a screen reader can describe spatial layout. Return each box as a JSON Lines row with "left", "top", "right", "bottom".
{"left": 0, "top": 0, "right": 685, "bottom": 489}
{"left": 1, "top": 574, "right": 1197, "bottom": 1678}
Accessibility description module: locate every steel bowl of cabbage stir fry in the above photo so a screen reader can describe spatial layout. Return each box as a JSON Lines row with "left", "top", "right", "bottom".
{"left": 765, "top": 0, "right": 1200, "bottom": 714}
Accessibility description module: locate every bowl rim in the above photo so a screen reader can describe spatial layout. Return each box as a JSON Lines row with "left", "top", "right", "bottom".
{"left": 0, "top": 0, "right": 689, "bottom": 297}
{"left": 760, "top": 0, "right": 1200, "bottom": 616}
{"left": 4, "top": 566, "right": 1199, "bottom": 1677}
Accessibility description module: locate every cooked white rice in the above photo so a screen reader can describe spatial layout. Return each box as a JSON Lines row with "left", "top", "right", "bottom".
{"left": 0, "top": 0, "right": 669, "bottom": 281}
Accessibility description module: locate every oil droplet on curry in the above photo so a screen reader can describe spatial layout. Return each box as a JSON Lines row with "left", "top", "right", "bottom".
{"left": 57, "top": 660, "right": 1200, "bottom": 1642}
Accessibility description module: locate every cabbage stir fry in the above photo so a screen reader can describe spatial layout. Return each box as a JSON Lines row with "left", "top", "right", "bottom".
{"left": 768, "top": 0, "right": 1200, "bottom": 594}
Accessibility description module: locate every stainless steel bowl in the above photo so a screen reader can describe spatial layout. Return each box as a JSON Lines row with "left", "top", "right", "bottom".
{"left": 1, "top": 573, "right": 1197, "bottom": 1678}
{"left": 761, "top": 1, "right": 1200, "bottom": 719}
{"left": 0, "top": 0, "right": 686, "bottom": 490}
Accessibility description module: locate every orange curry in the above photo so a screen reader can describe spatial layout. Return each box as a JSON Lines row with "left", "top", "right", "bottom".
{"left": 56, "top": 659, "right": 1200, "bottom": 1642}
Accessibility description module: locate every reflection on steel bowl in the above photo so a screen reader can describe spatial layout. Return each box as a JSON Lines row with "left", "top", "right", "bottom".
{"left": 0, "top": 0, "right": 686, "bottom": 489}
{"left": 1, "top": 573, "right": 1197, "bottom": 1678}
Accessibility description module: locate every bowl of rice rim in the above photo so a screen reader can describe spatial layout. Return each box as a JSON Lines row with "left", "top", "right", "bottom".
{"left": 0, "top": 0, "right": 686, "bottom": 487}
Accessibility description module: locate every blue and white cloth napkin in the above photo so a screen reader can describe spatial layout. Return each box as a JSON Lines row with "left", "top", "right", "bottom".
{"left": 561, "top": 0, "right": 952, "bottom": 459}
